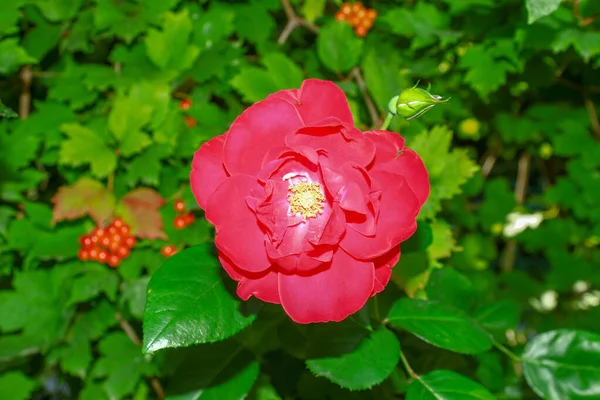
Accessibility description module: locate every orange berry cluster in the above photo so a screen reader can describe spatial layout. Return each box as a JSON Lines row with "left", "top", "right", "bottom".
{"left": 335, "top": 2, "right": 377, "bottom": 38}
{"left": 78, "top": 218, "right": 136, "bottom": 268}
{"left": 173, "top": 199, "right": 195, "bottom": 230}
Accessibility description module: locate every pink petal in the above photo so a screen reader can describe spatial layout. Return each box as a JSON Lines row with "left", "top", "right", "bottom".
{"left": 237, "top": 269, "right": 281, "bottom": 304}
{"left": 224, "top": 98, "right": 304, "bottom": 176}
{"left": 206, "top": 175, "right": 270, "bottom": 273}
{"left": 190, "top": 136, "right": 229, "bottom": 210}
{"left": 366, "top": 130, "right": 429, "bottom": 206}
{"left": 287, "top": 124, "right": 376, "bottom": 168}
{"left": 278, "top": 249, "right": 374, "bottom": 323}
{"left": 341, "top": 172, "right": 420, "bottom": 259}
{"left": 372, "top": 245, "right": 401, "bottom": 295}
{"left": 266, "top": 79, "right": 354, "bottom": 126}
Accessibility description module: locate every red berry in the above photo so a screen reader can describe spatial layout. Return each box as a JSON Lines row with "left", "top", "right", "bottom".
{"left": 101, "top": 236, "right": 111, "bottom": 247}
{"left": 97, "top": 250, "right": 108, "bottom": 263}
{"left": 161, "top": 245, "right": 176, "bottom": 258}
{"left": 125, "top": 236, "right": 136, "bottom": 248}
{"left": 355, "top": 25, "right": 368, "bottom": 37}
{"left": 117, "top": 246, "right": 130, "bottom": 258}
{"left": 112, "top": 234, "right": 122, "bottom": 243}
{"left": 108, "top": 254, "right": 121, "bottom": 268}
{"left": 179, "top": 99, "right": 192, "bottom": 110}
{"left": 360, "top": 18, "right": 373, "bottom": 29}
{"left": 79, "top": 235, "right": 93, "bottom": 248}
{"left": 366, "top": 8, "right": 377, "bottom": 20}
{"left": 94, "top": 228, "right": 106, "bottom": 238}
{"left": 112, "top": 217, "right": 124, "bottom": 228}
{"left": 341, "top": 3, "right": 352, "bottom": 15}
{"left": 335, "top": 11, "right": 346, "bottom": 21}
{"left": 183, "top": 212, "right": 195, "bottom": 226}
{"left": 107, "top": 226, "right": 118, "bottom": 235}
{"left": 78, "top": 249, "right": 90, "bottom": 261}
{"left": 91, "top": 235, "right": 100, "bottom": 244}
{"left": 351, "top": 2, "right": 363, "bottom": 13}
{"left": 89, "top": 248, "right": 99, "bottom": 260}
{"left": 120, "top": 225, "right": 130, "bottom": 235}
{"left": 174, "top": 216, "right": 186, "bottom": 229}
{"left": 174, "top": 199, "right": 185, "bottom": 213}
{"left": 184, "top": 116, "right": 197, "bottom": 129}
{"left": 109, "top": 241, "right": 120, "bottom": 252}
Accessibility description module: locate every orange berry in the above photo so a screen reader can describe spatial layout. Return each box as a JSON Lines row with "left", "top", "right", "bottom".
{"left": 179, "top": 99, "right": 192, "bottom": 111}
{"left": 161, "top": 245, "right": 176, "bottom": 258}
{"left": 335, "top": 11, "right": 346, "bottom": 21}
{"left": 109, "top": 241, "right": 120, "bottom": 252}
{"left": 174, "top": 216, "right": 186, "bottom": 229}
{"left": 341, "top": 3, "right": 352, "bottom": 15}
{"left": 97, "top": 250, "right": 108, "bottom": 263}
{"left": 184, "top": 116, "right": 197, "bottom": 129}
{"left": 79, "top": 235, "right": 93, "bottom": 248}
{"left": 107, "top": 226, "right": 118, "bottom": 235}
{"left": 78, "top": 249, "right": 90, "bottom": 261}
{"left": 360, "top": 18, "right": 373, "bottom": 29}
{"left": 89, "top": 248, "right": 99, "bottom": 260}
{"left": 355, "top": 25, "right": 368, "bottom": 37}
{"left": 117, "top": 246, "right": 130, "bottom": 259}
{"left": 108, "top": 254, "right": 121, "bottom": 268}
{"left": 120, "top": 225, "right": 130, "bottom": 235}
{"left": 112, "top": 234, "right": 122, "bottom": 243}
{"left": 366, "top": 8, "right": 377, "bottom": 20}
{"left": 351, "top": 2, "right": 363, "bottom": 14}
{"left": 112, "top": 218, "right": 124, "bottom": 228}
{"left": 183, "top": 212, "right": 195, "bottom": 226}
{"left": 349, "top": 15, "right": 361, "bottom": 26}
{"left": 101, "top": 236, "right": 111, "bottom": 247}
{"left": 356, "top": 9, "right": 366, "bottom": 19}
{"left": 125, "top": 236, "right": 136, "bottom": 248}
{"left": 174, "top": 199, "right": 185, "bottom": 213}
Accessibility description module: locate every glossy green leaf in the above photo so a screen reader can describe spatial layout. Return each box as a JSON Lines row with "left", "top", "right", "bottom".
{"left": 406, "top": 370, "right": 495, "bottom": 400}
{"left": 317, "top": 21, "right": 363, "bottom": 73}
{"left": 387, "top": 298, "right": 492, "bottom": 354}
{"left": 306, "top": 327, "right": 400, "bottom": 390}
{"left": 164, "top": 341, "right": 260, "bottom": 400}
{"left": 426, "top": 267, "right": 476, "bottom": 312}
{"left": 526, "top": 0, "right": 563, "bottom": 24}
{"left": 142, "top": 245, "right": 256, "bottom": 353}
{"left": 474, "top": 299, "right": 520, "bottom": 331}
{"left": 523, "top": 329, "right": 600, "bottom": 400}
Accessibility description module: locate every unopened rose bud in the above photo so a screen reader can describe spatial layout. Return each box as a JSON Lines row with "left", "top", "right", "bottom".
{"left": 388, "top": 85, "right": 449, "bottom": 120}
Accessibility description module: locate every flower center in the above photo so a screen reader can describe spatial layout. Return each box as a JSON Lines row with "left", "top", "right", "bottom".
{"left": 288, "top": 181, "right": 325, "bottom": 221}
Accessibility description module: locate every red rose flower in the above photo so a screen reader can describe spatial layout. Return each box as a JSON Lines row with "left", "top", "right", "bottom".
{"left": 190, "top": 79, "right": 429, "bottom": 324}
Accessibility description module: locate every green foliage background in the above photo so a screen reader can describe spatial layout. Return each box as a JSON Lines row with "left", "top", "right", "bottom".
{"left": 1, "top": 0, "right": 600, "bottom": 399}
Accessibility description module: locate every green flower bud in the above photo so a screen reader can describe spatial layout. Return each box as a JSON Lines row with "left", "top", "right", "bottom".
{"left": 388, "top": 84, "right": 449, "bottom": 120}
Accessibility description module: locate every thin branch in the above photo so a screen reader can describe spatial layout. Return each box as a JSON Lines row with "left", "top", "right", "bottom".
{"left": 277, "top": 0, "right": 318, "bottom": 44}
{"left": 351, "top": 67, "right": 380, "bottom": 128}
{"left": 481, "top": 153, "right": 497, "bottom": 179}
{"left": 398, "top": 348, "right": 418, "bottom": 379}
{"left": 278, "top": 19, "right": 300, "bottom": 44}
{"left": 115, "top": 312, "right": 165, "bottom": 400}
{"left": 19, "top": 66, "right": 32, "bottom": 119}
{"left": 584, "top": 95, "right": 600, "bottom": 140}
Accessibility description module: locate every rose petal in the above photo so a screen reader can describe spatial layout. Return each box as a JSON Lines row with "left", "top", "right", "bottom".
{"left": 190, "top": 136, "right": 229, "bottom": 210}
{"left": 366, "top": 130, "right": 429, "bottom": 206}
{"left": 224, "top": 98, "right": 304, "bottom": 176}
{"left": 372, "top": 245, "right": 401, "bottom": 295}
{"left": 266, "top": 79, "right": 354, "bottom": 126}
{"left": 206, "top": 175, "right": 270, "bottom": 273}
{"left": 278, "top": 249, "right": 374, "bottom": 323}
{"left": 341, "top": 172, "right": 419, "bottom": 259}
{"left": 237, "top": 269, "right": 280, "bottom": 304}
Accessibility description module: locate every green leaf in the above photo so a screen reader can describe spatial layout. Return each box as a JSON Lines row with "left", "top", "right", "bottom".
{"left": 409, "top": 126, "right": 478, "bottom": 219}
{"left": 301, "top": 0, "right": 326, "bottom": 23}
{"left": 68, "top": 266, "right": 119, "bottom": 306}
{"left": 473, "top": 299, "right": 520, "bottom": 331}
{"left": 164, "top": 341, "right": 260, "bottom": 399}
{"left": 0, "top": 38, "right": 37, "bottom": 74}
{"left": 361, "top": 47, "right": 406, "bottom": 113}
{"left": 523, "top": 329, "right": 600, "bottom": 400}
{"left": 34, "top": 0, "right": 83, "bottom": 22}
{"left": 387, "top": 298, "right": 492, "bottom": 354}
{"left": 317, "top": 21, "right": 363, "bottom": 73}
{"left": 0, "top": 371, "right": 38, "bottom": 400}
{"left": 231, "top": 53, "right": 304, "bottom": 103}
{"left": 234, "top": 4, "right": 274, "bottom": 44}
{"left": 145, "top": 9, "right": 200, "bottom": 72}
{"left": 306, "top": 327, "right": 400, "bottom": 390}
{"left": 0, "top": 99, "right": 17, "bottom": 118}
{"left": 142, "top": 245, "right": 256, "bottom": 353}
{"left": 406, "top": 370, "right": 495, "bottom": 400}
{"left": 526, "top": 0, "right": 563, "bottom": 24}
{"left": 552, "top": 29, "right": 600, "bottom": 63}
{"left": 426, "top": 267, "right": 476, "bottom": 312}
{"left": 59, "top": 123, "right": 117, "bottom": 178}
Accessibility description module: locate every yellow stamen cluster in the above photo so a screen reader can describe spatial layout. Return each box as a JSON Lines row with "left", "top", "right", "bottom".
{"left": 288, "top": 181, "right": 325, "bottom": 221}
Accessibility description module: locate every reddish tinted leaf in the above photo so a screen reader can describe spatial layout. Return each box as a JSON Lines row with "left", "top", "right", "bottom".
{"left": 119, "top": 189, "right": 166, "bottom": 240}
{"left": 51, "top": 178, "right": 115, "bottom": 225}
